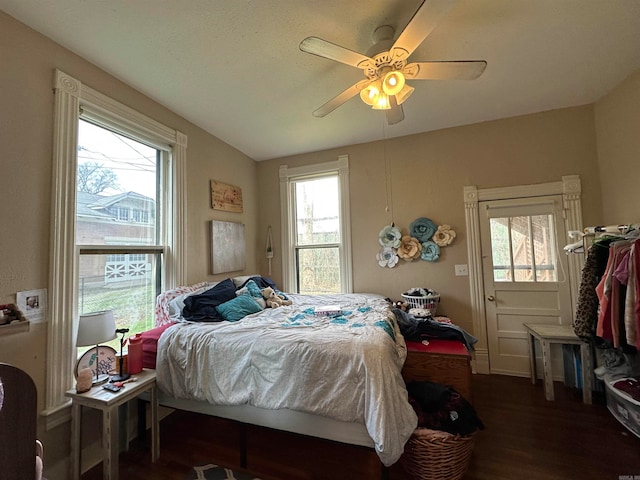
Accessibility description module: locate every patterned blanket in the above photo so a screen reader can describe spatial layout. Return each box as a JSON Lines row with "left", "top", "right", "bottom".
{"left": 156, "top": 293, "right": 417, "bottom": 466}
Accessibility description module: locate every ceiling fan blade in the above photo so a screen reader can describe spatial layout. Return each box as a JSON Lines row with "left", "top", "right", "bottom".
{"left": 300, "top": 36, "right": 375, "bottom": 70}
{"left": 404, "top": 60, "right": 487, "bottom": 80}
{"left": 390, "top": 0, "right": 458, "bottom": 61}
{"left": 385, "top": 96, "right": 404, "bottom": 125}
{"left": 312, "top": 79, "right": 372, "bottom": 118}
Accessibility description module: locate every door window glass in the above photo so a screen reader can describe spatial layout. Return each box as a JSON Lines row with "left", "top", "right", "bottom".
{"left": 490, "top": 214, "right": 557, "bottom": 282}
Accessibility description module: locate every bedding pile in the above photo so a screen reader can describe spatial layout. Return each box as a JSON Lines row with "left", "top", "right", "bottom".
{"left": 156, "top": 289, "right": 418, "bottom": 466}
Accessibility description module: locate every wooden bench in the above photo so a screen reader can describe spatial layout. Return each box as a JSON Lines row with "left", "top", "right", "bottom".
{"left": 402, "top": 339, "right": 473, "bottom": 403}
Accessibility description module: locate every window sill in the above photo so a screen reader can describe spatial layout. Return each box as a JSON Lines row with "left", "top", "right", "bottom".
{"left": 41, "top": 400, "right": 72, "bottom": 431}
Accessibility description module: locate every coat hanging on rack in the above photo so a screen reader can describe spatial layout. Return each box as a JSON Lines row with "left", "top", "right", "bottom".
{"left": 572, "top": 223, "right": 640, "bottom": 348}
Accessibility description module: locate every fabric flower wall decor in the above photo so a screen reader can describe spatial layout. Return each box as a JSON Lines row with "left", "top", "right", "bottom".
{"left": 409, "top": 217, "right": 437, "bottom": 243}
{"left": 377, "top": 246, "right": 399, "bottom": 268}
{"left": 378, "top": 224, "right": 402, "bottom": 248}
{"left": 397, "top": 235, "right": 422, "bottom": 261}
{"left": 421, "top": 240, "right": 441, "bottom": 262}
{"left": 433, "top": 224, "right": 456, "bottom": 247}
{"left": 376, "top": 219, "right": 455, "bottom": 266}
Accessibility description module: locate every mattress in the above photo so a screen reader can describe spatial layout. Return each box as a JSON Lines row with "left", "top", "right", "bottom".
{"left": 155, "top": 292, "right": 418, "bottom": 466}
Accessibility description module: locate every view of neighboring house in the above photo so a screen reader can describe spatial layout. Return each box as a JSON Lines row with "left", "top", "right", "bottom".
{"left": 76, "top": 190, "right": 155, "bottom": 285}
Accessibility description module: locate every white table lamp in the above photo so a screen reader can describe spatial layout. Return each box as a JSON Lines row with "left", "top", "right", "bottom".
{"left": 76, "top": 310, "right": 117, "bottom": 384}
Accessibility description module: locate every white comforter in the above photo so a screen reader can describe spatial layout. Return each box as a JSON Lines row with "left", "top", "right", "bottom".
{"left": 156, "top": 293, "right": 417, "bottom": 466}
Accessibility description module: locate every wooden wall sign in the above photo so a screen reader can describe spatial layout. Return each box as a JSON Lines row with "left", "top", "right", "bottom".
{"left": 210, "top": 180, "right": 243, "bottom": 213}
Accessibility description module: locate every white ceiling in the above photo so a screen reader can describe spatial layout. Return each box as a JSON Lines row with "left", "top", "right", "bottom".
{"left": 3, "top": 0, "right": 640, "bottom": 161}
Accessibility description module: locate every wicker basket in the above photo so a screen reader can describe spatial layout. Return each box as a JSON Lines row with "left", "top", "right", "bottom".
{"left": 400, "top": 428, "right": 475, "bottom": 480}
{"left": 401, "top": 291, "right": 440, "bottom": 315}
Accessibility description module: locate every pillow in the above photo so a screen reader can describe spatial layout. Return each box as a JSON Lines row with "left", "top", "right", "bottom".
{"left": 235, "top": 279, "right": 267, "bottom": 309}
{"left": 236, "top": 279, "right": 262, "bottom": 297}
{"left": 169, "top": 283, "right": 216, "bottom": 318}
{"left": 182, "top": 278, "right": 237, "bottom": 322}
{"left": 238, "top": 275, "right": 278, "bottom": 291}
{"left": 216, "top": 294, "right": 263, "bottom": 322}
{"left": 232, "top": 274, "right": 261, "bottom": 288}
{"left": 155, "top": 281, "right": 209, "bottom": 326}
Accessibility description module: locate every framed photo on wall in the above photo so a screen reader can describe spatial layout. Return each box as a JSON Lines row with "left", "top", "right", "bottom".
{"left": 210, "top": 180, "right": 243, "bottom": 213}
{"left": 16, "top": 288, "right": 47, "bottom": 323}
{"left": 210, "top": 220, "right": 246, "bottom": 274}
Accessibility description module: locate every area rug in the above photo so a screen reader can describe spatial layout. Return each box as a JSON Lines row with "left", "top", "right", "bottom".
{"left": 187, "top": 464, "right": 263, "bottom": 480}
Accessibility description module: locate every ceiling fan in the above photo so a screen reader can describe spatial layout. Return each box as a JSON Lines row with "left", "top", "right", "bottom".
{"left": 299, "top": 0, "right": 487, "bottom": 125}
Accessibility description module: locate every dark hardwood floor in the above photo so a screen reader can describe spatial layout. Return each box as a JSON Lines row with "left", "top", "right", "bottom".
{"left": 83, "top": 374, "right": 640, "bottom": 480}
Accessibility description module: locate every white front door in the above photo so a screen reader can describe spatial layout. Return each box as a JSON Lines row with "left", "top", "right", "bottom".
{"left": 479, "top": 195, "right": 573, "bottom": 377}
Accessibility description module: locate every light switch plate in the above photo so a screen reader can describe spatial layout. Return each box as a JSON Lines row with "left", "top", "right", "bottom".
{"left": 455, "top": 264, "right": 469, "bottom": 276}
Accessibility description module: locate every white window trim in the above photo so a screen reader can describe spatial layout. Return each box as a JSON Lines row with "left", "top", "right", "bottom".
{"left": 43, "top": 70, "right": 187, "bottom": 428}
{"left": 279, "top": 155, "right": 352, "bottom": 293}
{"left": 462, "top": 175, "right": 582, "bottom": 374}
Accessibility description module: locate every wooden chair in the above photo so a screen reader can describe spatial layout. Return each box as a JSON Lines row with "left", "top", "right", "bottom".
{"left": 0, "top": 363, "right": 39, "bottom": 480}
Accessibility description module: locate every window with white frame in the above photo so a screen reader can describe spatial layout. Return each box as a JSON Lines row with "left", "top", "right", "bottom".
{"left": 44, "top": 70, "right": 186, "bottom": 425}
{"left": 76, "top": 118, "right": 164, "bottom": 345}
{"left": 279, "top": 156, "right": 352, "bottom": 294}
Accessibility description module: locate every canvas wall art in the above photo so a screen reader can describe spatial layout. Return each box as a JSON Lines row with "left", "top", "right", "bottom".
{"left": 210, "top": 220, "right": 246, "bottom": 274}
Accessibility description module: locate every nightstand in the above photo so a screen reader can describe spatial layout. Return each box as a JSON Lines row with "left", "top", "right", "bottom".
{"left": 402, "top": 339, "right": 473, "bottom": 403}
{"left": 65, "top": 368, "right": 159, "bottom": 480}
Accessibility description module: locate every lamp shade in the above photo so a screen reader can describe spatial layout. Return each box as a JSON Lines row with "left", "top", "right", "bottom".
{"left": 395, "top": 84, "right": 415, "bottom": 105}
{"left": 360, "top": 82, "right": 380, "bottom": 106}
{"left": 76, "top": 310, "right": 116, "bottom": 347}
{"left": 382, "top": 71, "right": 405, "bottom": 96}
{"left": 371, "top": 91, "right": 391, "bottom": 110}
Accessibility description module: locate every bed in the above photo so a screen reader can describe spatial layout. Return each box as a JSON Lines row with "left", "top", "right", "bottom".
{"left": 151, "top": 275, "right": 418, "bottom": 467}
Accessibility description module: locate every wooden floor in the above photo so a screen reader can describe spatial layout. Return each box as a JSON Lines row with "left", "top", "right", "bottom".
{"left": 82, "top": 374, "right": 640, "bottom": 480}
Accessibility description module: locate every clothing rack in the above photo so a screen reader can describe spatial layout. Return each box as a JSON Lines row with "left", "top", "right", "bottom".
{"left": 564, "top": 224, "right": 640, "bottom": 255}
{"left": 584, "top": 224, "right": 638, "bottom": 235}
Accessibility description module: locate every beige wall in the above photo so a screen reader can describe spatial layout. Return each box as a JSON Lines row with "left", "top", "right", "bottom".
{"left": 0, "top": 11, "right": 257, "bottom": 476}
{"left": 594, "top": 69, "right": 640, "bottom": 225}
{"left": 2, "top": 4, "right": 639, "bottom": 477}
{"left": 258, "top": 106, "right": 604, "bottom": 335}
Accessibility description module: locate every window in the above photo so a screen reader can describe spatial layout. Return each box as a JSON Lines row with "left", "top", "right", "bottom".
{"left": 279, "top": 156, "right": 352, "bottom": 294}
{"left": 489, "top": 214, "right": 558, "bottom": 282}
{"left": 45, "top": 70, "right": 186, "bottom": 425}
{"left": 76, "top": 119, "right": 163, "bottom": 347}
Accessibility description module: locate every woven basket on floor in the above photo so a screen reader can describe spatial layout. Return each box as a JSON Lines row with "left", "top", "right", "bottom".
{"left": 400, "top": 428, "right": 475, "bottom": 480}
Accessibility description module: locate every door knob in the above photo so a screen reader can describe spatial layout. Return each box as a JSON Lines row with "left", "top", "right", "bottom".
{"left": 487, "top": 295, "right": 495, "bottom": 301}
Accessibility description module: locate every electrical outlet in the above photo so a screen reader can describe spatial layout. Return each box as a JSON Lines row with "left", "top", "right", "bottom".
{"left": 455, "top": 264, "right": 469, "bottom": 276}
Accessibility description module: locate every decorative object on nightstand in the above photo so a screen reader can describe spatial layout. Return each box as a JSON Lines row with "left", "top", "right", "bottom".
{"left": 111, "top": 328, "right": 131, "bottom": 382}
{"left": 127, "top": 333, "right": 143, "bottom": 375}
{"left": 75, "top": 368, "right": 93, "bottom": 393}
{"left": 76, "top": 311, "right": 117, "bottom": 385}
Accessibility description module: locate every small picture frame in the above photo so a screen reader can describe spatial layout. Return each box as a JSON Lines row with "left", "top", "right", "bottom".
{"left": 210, "top": 180, "right": 243, "bottom": 213}
{"left": 16, "top": 288, "right": 47, "bottom": 323}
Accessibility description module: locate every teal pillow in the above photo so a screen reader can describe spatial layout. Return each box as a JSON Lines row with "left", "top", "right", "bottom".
{"left": 236, "top": 279, "right": 263, "bottom": 299}
{"left": 216, "top": 294, "right": 263, "bottom": 322}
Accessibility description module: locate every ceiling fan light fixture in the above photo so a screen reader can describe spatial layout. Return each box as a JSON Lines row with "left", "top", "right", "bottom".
{"left": 395, "top": 84, "right": 415, "bottom": 105}
{"left": 371, "top": 91, "right": 391, "bottom": 110}
{"left": 382, "top": 70, "right": 405, "bottom": 96}
{"left": 360, "top": 83, "right": 380, "bottom": 106}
